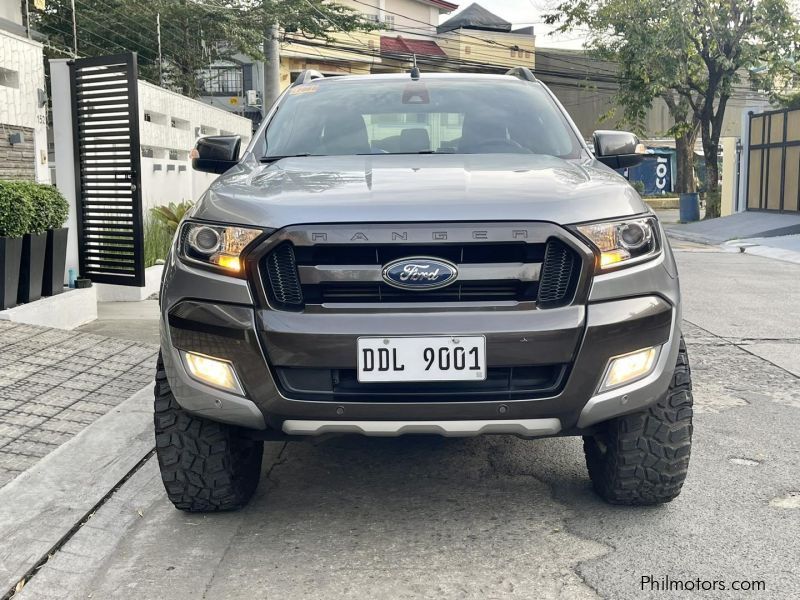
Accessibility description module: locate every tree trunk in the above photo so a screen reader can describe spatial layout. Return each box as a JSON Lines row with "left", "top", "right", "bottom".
{"left": 674, "top": 126, "right": 698, "bottom": 194}
{"left": 698, "top": 88, "right": 728, "bottom": 220}
{"left": 703, "top": 139, "right": 721, "bottom": 219}
{"left": 661, "top": 92, "right": 699, "bottom": 195}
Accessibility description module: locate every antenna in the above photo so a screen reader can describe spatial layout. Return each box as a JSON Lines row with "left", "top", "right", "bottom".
{"left": 410, "top": 55, "right": 420, "bottom": 80}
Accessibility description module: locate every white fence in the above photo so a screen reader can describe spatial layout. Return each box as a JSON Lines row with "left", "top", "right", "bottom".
{"left": 137, "top": 81, "right": 251, "bottom": 211}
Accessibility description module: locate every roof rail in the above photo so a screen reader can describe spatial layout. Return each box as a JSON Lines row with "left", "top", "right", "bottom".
{"left": 292, "top": 70, "right": 324, "bottom": 86}
{"left": 505, "top": 67, "right": 537, "bottom": 82}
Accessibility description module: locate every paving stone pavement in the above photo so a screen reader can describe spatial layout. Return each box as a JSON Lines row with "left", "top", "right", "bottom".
{"left": 0, "top": 321, "right": 158, "bottom": 488}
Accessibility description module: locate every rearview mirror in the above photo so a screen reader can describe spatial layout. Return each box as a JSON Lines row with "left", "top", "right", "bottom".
{"left": 191, "top": 135, "right": 241, "bottom": 174}
{"left": 592, "top": 130, "right": 646, "bottom": 169}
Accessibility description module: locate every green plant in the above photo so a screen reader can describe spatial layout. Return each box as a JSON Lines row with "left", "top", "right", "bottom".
{"left": 144, "top": 212, "right": 174, "bottom": 268}
{"left": 15, "top": 182, "right": 69, "bottom": 234}
{"left": 150, "top": 200, "right": 194, "bottom": 234}
{"left": 0, "top": 181, "right": 34, "bottom": 238}
{"left": 40, "top": 184, "right": 69, "bottom": 230}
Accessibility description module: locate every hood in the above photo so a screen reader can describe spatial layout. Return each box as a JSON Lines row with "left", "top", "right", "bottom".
{"left": 192, "top": 154, "right": 648, "bottom": 228}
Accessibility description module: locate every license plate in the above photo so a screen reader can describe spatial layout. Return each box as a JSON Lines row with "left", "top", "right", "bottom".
{"left": 357, "top": 336, "right": 486, "bottom": 383}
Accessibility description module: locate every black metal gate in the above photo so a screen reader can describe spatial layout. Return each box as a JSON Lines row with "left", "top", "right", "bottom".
{"left": 746, "top": 107, "right": 800, "bottom": 213}
{"left": 70, "top": 53, "right": 145, "bottom": 286}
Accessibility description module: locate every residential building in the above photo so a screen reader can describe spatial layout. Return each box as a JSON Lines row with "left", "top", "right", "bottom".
{"left": 196, "top": 29, "right": 383, "bottom": 127}
{"left": 197, "top": 2, "right": 542, "bottom": 125}
{"left": 196, "top": 58, "right": 266, "bottom": 128}
{"left": 351, "top": 0, "right": 457, "bottom": 37}
{"left": 280, "top": 0, "right": 461, "bottom": 82}
{"left": 0, "top": 12, "right": 48, "bottom": 182}
{"left": 368, "top": 2, "right": 535, "bottom": 73}
{"left": 436, "top": 3, "right": 535, "bottom": 70}
{"left": 197, "top": 0, "right": 460, "bottom": 122}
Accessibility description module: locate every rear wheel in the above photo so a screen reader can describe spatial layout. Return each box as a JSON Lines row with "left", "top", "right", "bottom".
{"left": 153, "top": 353, "right": 263, "bottom": 512}
{"left": 584, "top": 338, "right": 693, "bottom": 505}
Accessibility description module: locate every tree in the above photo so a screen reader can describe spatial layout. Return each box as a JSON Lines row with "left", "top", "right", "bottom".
{"left": 32, "top": 0, "right": 376, "bottom": 97}
{"left": 546, "top": 0, "right": 800, "bottom": 215}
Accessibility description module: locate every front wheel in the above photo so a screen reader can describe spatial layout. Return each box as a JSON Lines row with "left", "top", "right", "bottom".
{"left": 153, "top": 353, "right": 263, "bottom": 512}
{"left": 584, "top": 337, "right": 693, "bottom": 505}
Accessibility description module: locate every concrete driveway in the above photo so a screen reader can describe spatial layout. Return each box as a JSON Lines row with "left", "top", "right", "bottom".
{"left": 11, "top": 243, "right": 800, "bottom": 600}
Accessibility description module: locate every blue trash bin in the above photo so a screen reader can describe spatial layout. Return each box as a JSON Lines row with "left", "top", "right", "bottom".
{"left": 679, "top": 192, "right": 700, "bottom": 222}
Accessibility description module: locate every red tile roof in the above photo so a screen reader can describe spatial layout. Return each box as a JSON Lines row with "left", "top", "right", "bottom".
{"left": 380, "top": 36, "right": 448, "bottom": 57}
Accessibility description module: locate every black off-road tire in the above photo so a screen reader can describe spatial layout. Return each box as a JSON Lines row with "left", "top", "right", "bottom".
{"left": 584, "top": 337, "right": 693, "bottom": 505}
{"left": 153, "top": 354, "right": 263, "bottom": 512}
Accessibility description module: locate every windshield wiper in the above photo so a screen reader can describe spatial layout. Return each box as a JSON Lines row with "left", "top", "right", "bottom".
{"left": 260, "top": 153, "right": 313, "bottom": 163}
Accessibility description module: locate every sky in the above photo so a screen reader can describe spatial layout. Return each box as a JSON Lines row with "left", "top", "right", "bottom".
{"left": 439, "top": 0, "right": 591, "bottom": 49}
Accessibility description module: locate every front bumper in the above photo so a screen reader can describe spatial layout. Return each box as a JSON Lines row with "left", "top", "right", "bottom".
{"left": 159, "top": 219, "right": 681, "bottom": 437}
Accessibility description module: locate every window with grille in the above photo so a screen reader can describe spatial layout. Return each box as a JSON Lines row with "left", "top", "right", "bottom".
{"left": 197, "top": 66, "right": 243, "bottom": 96}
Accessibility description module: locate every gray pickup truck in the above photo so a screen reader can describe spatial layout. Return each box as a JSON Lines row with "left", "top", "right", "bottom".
{"left": 155, "top": 68, "right": 693, "bottom": 511}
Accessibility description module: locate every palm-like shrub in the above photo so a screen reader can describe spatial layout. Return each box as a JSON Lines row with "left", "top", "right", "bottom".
{"left": 150, "top": 200, "right": 194, "bottom": 234}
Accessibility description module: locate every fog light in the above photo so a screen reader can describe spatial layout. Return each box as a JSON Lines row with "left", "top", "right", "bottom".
{"left": 600, "top": 346, "right": 659, "bottom": 391}
{"left": 182, "top": 351, "right": 244, "bottom": 395}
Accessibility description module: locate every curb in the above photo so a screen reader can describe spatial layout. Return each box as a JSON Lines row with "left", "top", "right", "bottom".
{"left": 644, "top": 197, "right": 680, "bottom": 210}
{"left": 663, "top": 228, "right": 722, "bottom": 246}
{"left": 666, "top": 229, "right": 800, "bottom": 264}
{"left": 0, "top": 385, "right": 154, "bottom": 596}
{"left": 722, "top": 241, "right": 800, "bottom": 265}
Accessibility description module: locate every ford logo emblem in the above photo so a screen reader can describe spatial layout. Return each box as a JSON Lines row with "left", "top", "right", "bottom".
{"left": 382, "top": 257, "right": 458, "bottom": 290}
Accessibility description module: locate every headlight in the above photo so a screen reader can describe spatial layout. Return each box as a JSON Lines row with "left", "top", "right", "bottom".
{"left": 574, "top": 216, "right": 660, "bottom": 271}
{"left": 178, "top": 221, "right": 263, "bottom": 276}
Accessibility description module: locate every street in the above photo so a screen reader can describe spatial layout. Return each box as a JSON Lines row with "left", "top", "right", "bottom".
{"left": 13, "top": 242, "right": 800, "bottom": 600}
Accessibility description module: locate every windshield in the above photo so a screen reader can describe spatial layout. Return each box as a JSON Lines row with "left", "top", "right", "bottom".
{"left": 257, "top": 78, "right": 583, "bottom": 159}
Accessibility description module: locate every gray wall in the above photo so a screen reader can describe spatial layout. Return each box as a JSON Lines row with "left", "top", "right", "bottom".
{"left": 536, "top": 49, "right": 671, "bottom": 139}
{"left": 536, "top": 48, "right": 770, "bottom": 141}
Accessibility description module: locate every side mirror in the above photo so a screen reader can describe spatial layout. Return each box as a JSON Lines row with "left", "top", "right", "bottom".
{"left": 592, "top": 130, "right": 646, "bottom": 169}
{"left": 191, "top": 135, "right": 241, "bottom": 174}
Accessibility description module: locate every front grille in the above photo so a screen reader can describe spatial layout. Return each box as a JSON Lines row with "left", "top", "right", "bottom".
{"left": 258, "top": 228, "right": 582, "bottom": 310}
{"left": 274, "top": 364, "right": 568, "bottom": 402}
{"left": 537, "top": 239, "right": 578, "bottom": 307}
{"left": 293, "top": 243, "right": 544, "bottom": 265}
{"left": 265, "top": 243, "right": 303, "bottom": 308}
{"left": 303, "top": 281, "right": 534, "bottom": 304}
